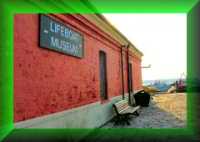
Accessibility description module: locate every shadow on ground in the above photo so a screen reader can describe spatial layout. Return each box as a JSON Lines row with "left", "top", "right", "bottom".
{"left": 2, "top": 94, "right": 198, "bottom": 142}
{"left": 101, "top": 100, "right": 186, "bottom": 128}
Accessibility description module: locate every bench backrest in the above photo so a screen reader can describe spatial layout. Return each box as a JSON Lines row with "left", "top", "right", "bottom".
{"left": 113, "top": 100, "right": 129, "bottom": 115}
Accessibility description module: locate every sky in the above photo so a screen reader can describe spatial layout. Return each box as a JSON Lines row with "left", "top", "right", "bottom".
{"left": 103, "top": 14, "right": 187, "bottom": 81}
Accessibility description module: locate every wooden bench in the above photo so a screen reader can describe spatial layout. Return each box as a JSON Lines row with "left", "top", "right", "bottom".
{"left": 113, "top": 99, "right": 140, "bottom": 125}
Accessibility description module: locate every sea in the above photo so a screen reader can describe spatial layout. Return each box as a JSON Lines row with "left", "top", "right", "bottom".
{"left": 143, "top": 78, "right": 180, "bottom": 86}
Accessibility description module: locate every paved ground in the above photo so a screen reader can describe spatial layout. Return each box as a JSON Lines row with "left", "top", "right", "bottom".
{"left": 101, "top": 93, "right": 186, "bottom": 128}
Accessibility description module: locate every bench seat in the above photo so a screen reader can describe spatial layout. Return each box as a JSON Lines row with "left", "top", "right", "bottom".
{"left": 120, "top": 105, "right": 140, "bottom": 114}
{"left": 113, "top": 99, "right": 140, "bottom": 125}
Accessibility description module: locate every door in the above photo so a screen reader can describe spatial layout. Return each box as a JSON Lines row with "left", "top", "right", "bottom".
{"left": 128, "top": 63, "right": 133, "bottom": 92}
{"left": 99, "top": 51, "right": 108, "bottom": 100}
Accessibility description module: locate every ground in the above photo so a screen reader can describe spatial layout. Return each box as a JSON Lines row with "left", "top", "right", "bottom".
{"left": 102, "top": 93, "right": 186, "bottom": 128}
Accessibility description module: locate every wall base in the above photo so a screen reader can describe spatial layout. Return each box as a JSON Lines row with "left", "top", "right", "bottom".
{"left": 14, "top": 95, "right": 126, "bottom": 128}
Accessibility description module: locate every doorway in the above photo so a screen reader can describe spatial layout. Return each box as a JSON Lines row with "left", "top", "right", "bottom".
{"left": 128, "top": 63, "right": 133, "bottom": 92}
{"left": 99, "top": 51, "right": 108, "bottom": 100}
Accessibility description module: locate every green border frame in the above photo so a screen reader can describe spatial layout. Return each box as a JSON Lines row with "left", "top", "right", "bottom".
{"left": 0, "top": 0, "right": 200, "bottom": 141}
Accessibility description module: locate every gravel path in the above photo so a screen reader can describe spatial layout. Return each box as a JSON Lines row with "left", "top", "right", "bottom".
{"left": 101, "top": 93, "right": 186, "bottom": 128}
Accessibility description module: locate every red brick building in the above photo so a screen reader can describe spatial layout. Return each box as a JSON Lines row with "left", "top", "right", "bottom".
{"left": 14, "top": 14, "right": 143, "bottom": 128}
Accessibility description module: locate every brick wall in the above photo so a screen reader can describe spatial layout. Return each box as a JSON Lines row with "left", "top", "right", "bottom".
{"left": 14, "top": 14, "right": 142, "bottom": 122}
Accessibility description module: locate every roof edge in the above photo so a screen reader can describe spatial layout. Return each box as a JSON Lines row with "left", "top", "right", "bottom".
{"left": 80, "top": 0, "right": 143, "bottom": 57}
{"left": 96, "top": 14, "right": 143, "bottom": 57}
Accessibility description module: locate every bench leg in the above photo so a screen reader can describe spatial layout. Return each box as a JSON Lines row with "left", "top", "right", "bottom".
{"left": 124, "top": 114, "right": 130, "bottom": 125}
{"left": 126, "top": 119, "right": 130, "bottom": 125}
{"left": 114, "top": 115, "right": 130, "bottom": 126}
{"left": 133, "top": 111, "right": 139, "bottom": 116}
{"left": 114, "top": 115, "right": 126, "bottom": 126}
{"left": 114, "top": 116, "right": 121, "bottom": 125}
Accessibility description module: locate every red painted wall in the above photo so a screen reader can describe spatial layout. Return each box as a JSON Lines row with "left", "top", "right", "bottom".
{"left": 14, "top": 14, "right": 142, "bottom": 122}
{"left": 131, "top": 55, "right": 143, "bottom": 91}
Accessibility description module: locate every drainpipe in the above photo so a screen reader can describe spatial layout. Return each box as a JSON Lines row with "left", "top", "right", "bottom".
{"left": 120, "top": 45, "right": 125, "bottom": 99}
{"left": 126, "top": 44, "right": 131, "bottom": 104}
